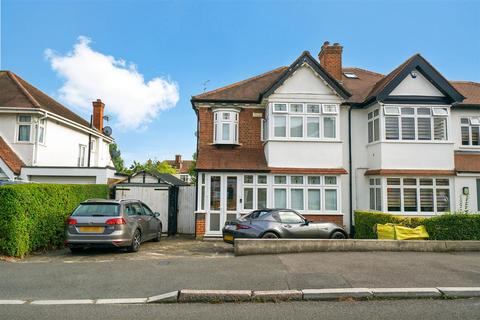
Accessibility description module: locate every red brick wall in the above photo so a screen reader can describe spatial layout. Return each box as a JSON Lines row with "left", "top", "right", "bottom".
{"left": 303, "top": 214, "right": 344, "bottom": 226}
{"left": 195, "top": 212, "right": 206, "bottom": 239}
{"left": 318, "top": 42, "right": 343, "bottom": 81}
{"left": 197, "top": 107, "right": 264, "bottom": 148}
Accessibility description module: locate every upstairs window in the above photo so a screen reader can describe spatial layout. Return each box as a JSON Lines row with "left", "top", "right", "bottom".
{"left": 384, "top": 106, "right": 448, "bottom": 141}
{"left": 368, "top": 109, "right": 380, "bottom": 143}
{"left": 461, "top": 117, "right": 480, "bottom": 146}
{"left": 271, "top": 103, "right": 339, "bottom": 140}
{"left": 213, "top": 110, "right": 239, "bottom": 144}
{"left": 37, "top": 119, "right": 46, "bottom": 144}
{"left": 17, "top": 115, "right": 32, "bottom": 142}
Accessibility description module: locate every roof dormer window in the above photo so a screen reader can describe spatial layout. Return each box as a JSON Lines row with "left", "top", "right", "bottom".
{"left": 213, "top": 109, "right": 239, "bottom": 145}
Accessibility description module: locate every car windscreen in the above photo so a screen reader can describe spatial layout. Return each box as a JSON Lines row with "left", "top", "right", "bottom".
{"left": 71, "top": 203, "right": 120, "bottom": 217}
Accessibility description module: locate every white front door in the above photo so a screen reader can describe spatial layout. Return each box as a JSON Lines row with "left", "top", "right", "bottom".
{"left": 206, "top": 174, "right": 239, "bottom": 235}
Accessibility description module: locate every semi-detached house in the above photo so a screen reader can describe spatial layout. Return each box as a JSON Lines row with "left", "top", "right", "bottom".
{"left": 191, "top": 41, "right": 480, "bottom": 238}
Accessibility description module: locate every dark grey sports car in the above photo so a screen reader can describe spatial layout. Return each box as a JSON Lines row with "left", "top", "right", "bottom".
{"left": 222, "top": 209, "right": 347, "bottom": 244}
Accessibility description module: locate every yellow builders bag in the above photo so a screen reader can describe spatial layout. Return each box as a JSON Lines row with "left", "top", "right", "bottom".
{"left": 375, "top": 224, "right": 429, "bottom": 240}
{"left": 394, "top": 225, "right": 429, "bottom": 240}
{"left": 375, "top": 223, "right": 396, "bottom": 240}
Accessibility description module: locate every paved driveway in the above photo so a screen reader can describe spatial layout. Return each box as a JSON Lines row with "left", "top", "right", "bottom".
{"left": 1, "top": 236, "right": 233, "bottom": 263}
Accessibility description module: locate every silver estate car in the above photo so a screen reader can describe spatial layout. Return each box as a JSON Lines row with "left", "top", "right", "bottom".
{"left": 65, "top": 199, "right": 162, "bottom": 253}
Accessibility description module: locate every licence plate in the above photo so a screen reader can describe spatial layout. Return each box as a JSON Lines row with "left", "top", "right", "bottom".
{"left": 223, "top": 234, "right": 234, "bottom": 241}
{"left": 79, "top": 226, "right": 104, "bottom": 233}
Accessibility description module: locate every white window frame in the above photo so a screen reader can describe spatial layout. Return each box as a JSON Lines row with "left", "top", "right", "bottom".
{"left": 16, "top": 115, "right": 33, "bottom": 143}
{"left": 461, "top": 117, "right": 480, "bottom": 147}
{"left": 367, "top": 108, "right": 380, "bottom": 143}
{"left": 382, "top": 105, "right": 449, "bottom": 142}
{"left": 269, "top": 102, "right": 339, "bottom": 141}
{"left": 384, "top": 177, "right": 451, "bottom": 215}
{"left": 213, "top": 109, "right": 239, "bottom": 144}
{"left": 78, "top": 144, "right": 87, "bottom": 167}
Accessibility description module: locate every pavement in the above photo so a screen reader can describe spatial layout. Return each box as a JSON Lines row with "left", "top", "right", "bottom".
{"left": 1, "top": 236, "right": 479, "bottom": 301}
{"left": 2, "top": 299, "right": 480, "bottom": 320}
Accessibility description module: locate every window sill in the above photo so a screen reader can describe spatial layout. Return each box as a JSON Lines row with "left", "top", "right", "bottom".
{"left": 265, "top": 139, "right": 341, "bottom": 143}
{"left": 210, "top": 142, "right": 242, "bottom": 146}
{"left": 367, "top": 140, "right": 454, "bottom": 146}
{"left": 459, "top": 146, "right": 480, "bottom": 150}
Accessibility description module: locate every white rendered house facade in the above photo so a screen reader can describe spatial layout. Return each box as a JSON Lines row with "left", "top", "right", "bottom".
{"left": 0, "top": 71, "right": 116, "bottom": 184}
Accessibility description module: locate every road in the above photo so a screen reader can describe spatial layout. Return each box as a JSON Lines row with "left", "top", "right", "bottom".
{"left": 0, "top": 238, "right": 479, "bottom": 300}
{"left": 2, "top": 299, "right": 480, "bottom": 320}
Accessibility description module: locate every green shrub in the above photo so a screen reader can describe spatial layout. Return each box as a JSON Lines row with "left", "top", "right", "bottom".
{"left": 354, "top": 210, "right": 480, "bottom": 240}
{"left": 0, "top": 184, "right": 108, "bottom": 257}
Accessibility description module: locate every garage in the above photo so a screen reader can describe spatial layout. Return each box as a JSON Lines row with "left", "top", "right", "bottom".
{"left": 113, "top": 171, "right": 195, "bottom": 235}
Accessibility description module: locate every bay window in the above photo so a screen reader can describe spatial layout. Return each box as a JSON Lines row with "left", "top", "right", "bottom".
{"left": 213, "top": 109, "right": 239, "bottom": 144}
{"left": 383, "top": 106, "right": 448, "bottom": 141}
{"left": 272, "top": 175, "right": 339, "bottom": 212}
{"left": 386, "top": 177, "right": 450, "bottom": 214}
{"left": 271, "top": 103, "right": 339, "bottom": 140}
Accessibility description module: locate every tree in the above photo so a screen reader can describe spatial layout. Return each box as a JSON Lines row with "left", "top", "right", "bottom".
{"left": 125, "top": 159, "right": 177, "bottom": 176}
{"left": 109, "top": 143, "right": 126, "bottom": 173}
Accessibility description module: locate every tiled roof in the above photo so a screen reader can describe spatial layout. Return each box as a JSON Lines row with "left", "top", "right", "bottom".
{"left": 0, "top": 71, "right": 90, "bottom": 127}
{"left": 192, "top": 67, "right": 288, "bottom": 102}
{"left": 451, "top": 81, "right": 480, "bottom": 105}
{"left": 196, "top": 147, "right": 268, "bottom": 171}
{"left": 455, "top": 152, "right": 480, "bottom": 173}
{"left": 191, "top": 56, "right": 480, "bottom": 106}
{"left": 165, "top": 159, "right": 194, "bottom": 174}
{"left": 0, "top": 137, "right": 24, "bottom": 175}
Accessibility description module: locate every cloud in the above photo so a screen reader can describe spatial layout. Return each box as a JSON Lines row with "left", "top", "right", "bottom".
{"left": 45, "top": 36, "right": 179, "bottom": 129}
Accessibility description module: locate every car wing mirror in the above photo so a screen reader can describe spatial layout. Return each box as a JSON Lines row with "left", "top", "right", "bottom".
{"left": 154, "top": 212, "right": 160, "bottom": 218}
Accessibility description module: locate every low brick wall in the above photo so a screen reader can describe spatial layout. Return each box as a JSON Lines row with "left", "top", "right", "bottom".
{"left": 195, "top": 212, "right": 206, "bottom": 239}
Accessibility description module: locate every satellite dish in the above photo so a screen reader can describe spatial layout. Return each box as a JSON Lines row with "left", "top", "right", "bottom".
{"left": 103, "top": 126, "right": 113, "bottom": 136}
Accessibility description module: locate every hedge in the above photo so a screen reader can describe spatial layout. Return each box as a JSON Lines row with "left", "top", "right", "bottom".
{"left": 0, "top": 184, "right": 108, "bottom": 257}
{"left": 354, "top": 210, "right": 480, "bottom": 240}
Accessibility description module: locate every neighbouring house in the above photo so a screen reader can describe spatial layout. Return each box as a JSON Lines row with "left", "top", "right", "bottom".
{"left": 166, "top": 154, "right": 194, "bottom": 184}
{"left": 113, "top": 171, "right": 195, "bottom": 235}
{"left": 191, "top": 41, "right": 480, "bottom": 238}
{"left": 0, "top": 71, "right": 117, "bottom": 184}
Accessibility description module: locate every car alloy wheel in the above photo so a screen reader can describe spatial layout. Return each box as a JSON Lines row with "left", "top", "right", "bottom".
{"left": 262, "top": 232, "right": 279, "bottom": 239}
{"left": 128, "top": 230, "right": 141, "bottom": 252}
{"left": 331, "top": 231, "right": 346, "bottom": 239}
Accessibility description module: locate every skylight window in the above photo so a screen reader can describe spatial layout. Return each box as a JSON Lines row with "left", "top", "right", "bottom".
{"left": 343, "top": 72, "right": 358, "bottom": 79}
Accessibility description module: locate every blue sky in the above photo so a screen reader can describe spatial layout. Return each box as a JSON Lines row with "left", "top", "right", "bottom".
{"left": 2, "top": 0, "right": 479, "bottom": 166}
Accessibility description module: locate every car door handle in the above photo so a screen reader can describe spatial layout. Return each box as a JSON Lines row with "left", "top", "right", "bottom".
{"left": 283, "top": 225, "right": 292, "bottom": 228}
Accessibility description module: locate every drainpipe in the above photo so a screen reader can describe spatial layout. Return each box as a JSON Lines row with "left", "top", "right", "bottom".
{"left": 87, "top": 115, "right": 93, "bottom": 167}
{"left": 33, "top": 111, "right": 48, "bottom": 165}
{"left": 348, "top": 105, "right": 354, "bottom": 237}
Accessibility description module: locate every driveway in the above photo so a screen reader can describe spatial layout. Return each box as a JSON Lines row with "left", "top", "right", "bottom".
{"left": 1, "top": 235, "right": 233, "bottom": 263}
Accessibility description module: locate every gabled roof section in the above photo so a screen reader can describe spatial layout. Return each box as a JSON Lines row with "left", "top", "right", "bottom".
{"left": 0, "top": 71, "right": 90, "bottom": 127}
{"left": 262, "top": 51, "right": 351, "bottom": 100}
{"left": 192, "top": 67, "right": 288, "bottom": 103}
{"left": 365, "top": 54, "right": 465, "bottom": 104}
{"left": 0, "top": 137, "right": 24, "bottom": 175}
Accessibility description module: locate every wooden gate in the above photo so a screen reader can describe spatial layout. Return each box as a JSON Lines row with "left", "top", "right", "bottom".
{"left": 177, "top": 186, "right": 196, "bottom": 234}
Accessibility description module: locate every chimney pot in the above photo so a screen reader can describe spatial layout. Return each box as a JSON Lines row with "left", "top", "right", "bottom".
{"left": 318, "top": 41, "right": 343, "bottom": 81}
{"left": 92, "top": 99, "right": 105, "bottom": 132}
{"left": 175, "top": 154, "right": 182, "bottom": 167}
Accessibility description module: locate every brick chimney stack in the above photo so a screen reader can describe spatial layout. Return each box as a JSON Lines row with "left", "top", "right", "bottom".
{"left": 92, "top": 99, "right": 105, "bottom": 132}
{"left": 318, "top": 41, "right": 343, "bottom": 81}
{"left": 175, "top": 154, "right": 182, "bottom": 169}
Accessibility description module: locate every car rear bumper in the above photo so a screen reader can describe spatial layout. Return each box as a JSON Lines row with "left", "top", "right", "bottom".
{"left": 222, "top": 229, "right": 257, "bottom": 244}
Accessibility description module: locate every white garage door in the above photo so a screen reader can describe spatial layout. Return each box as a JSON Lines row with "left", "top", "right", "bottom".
{"left": 115, "top": 186, "right": 169, "bottom": 233}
